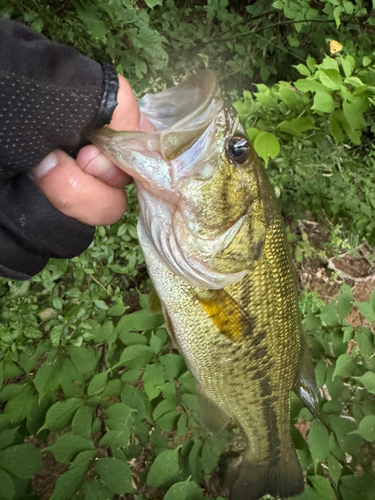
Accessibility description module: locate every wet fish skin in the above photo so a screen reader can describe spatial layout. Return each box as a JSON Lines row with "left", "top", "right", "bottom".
{"left": 93, "top": 70, "right": 318, "bottom": 500}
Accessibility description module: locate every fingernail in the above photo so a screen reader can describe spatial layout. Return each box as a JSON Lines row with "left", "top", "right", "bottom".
{"left": 30, "top": 152, "right": 58, "bottom": 180}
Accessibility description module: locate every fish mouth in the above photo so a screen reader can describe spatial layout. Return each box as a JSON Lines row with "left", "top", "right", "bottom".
{"left": 92, "top": 70, "right": 224, "bottom": 186}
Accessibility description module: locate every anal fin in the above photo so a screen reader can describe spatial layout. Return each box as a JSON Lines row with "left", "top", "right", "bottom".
{"left": 198, "top": 391, "right": 230, "bottom": 435}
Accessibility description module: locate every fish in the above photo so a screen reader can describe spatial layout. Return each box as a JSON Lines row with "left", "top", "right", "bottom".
{"left": 92, "top": 70, "right": 319, "bottom": 500}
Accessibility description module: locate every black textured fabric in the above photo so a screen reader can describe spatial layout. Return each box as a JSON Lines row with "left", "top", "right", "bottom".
{"left": 0, "top": 19, "right": 120, "bottom": 280}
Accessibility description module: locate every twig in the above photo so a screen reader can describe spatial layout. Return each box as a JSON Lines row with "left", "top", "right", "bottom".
{"left": 89, "top": 274, "right": 110, "bottom": 296}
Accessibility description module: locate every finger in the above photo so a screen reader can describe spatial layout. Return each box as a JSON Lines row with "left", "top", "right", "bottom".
{"left": 76, "top": 145, "right": 132, "bottom": 188}
{"left": 30, "top": 150, "right": 127, "bottom": 226}
{"left": 108, "top": 74, "right": 140, "bottom": 131}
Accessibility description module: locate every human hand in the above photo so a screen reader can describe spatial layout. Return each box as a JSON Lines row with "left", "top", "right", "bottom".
{"left": 0, "top": 74, "right": 153, "bottom": 280}
{"left": 30, "top": 75, "right": 153, "bottom": 226}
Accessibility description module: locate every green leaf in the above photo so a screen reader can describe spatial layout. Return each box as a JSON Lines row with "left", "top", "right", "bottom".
{"left": 293, "top": 64, "right": 311, "bottom": 76}
{"left": 144, "top": 0, "right": 163, "bottom": 7}
{"left": 93, "top": 321, "right": 117, "bottom": 345}
{"left": 102, "top": 379, "right": 122, "bottom": 398}
{"left": 50, "top": 466, "right": 86, "bottom": 500}
{"left": 121, "top": 368, "right": 143, "bottom": 383}
{"left": 72, "top": 406, "right": 93, "bottom": 438}
{"left": 188, "top": 439, "right": 203, "bottom": 482}
{"left": 155, "top": 411, "right": 179, "bottom": 432}
{"left": 116, "top": 309, "right": 164, "bottom": 337}
{"left": 121, "top": 385, "right": 151, "bottom": 423}
{"left": 294, "top": 79, "right": 327, "bottom": 94}
{"left": 353, "top": 415, "right": 375, "bottom": 442}
{"left": 76, "top": 5, "right": 107, "bottom": 40}
{"left": 107, "top": 304, "right": 127, "bottom": 317}
{"left": 314, "top": 360, "right": 326, "bottom": 389}
{"left": 119, "top": 332, "right": 149, "bottom": 346}
{"left": 308, "top": 475, "right": 335, "bottom": 500}
{"left": 201, "top": 435, "right": 227, "bottom": 480}
{"left": 117, "top": 345, "right": 155, "bottom": 369}
{"left": 246, "top": 127, "right": 261, "bottom": 142}
{"left": 339, "top": 473, "right": 375, "bottom": 500}
{"left": 332, "top": 354, "right": 353, "bottom": 380}
{"left": 40, "top": 398, "right": 83, "bottom": 432}
{"left": 355, "top": 372, "right": 375, "bottom": 394}
{"left": 319, "top": 69, "right": 342, "bottom": 90}
{"left": 0, "top": 384, "right": 24, "bottom": 403}
{"left": 0, "top": 469, "right": 15, "bottom": 500}
{"left": 94, "top": 299, "right": 109, "bottom": 310}
{"left": 336, "top": 284, "right": 352, "bottom": 320}
{"left": 147, "top": 447, "right": 182, "bottom": 488}
{"left": 370, "top": 291, "right": 375, "bottom": 312}
{"left": 327, "top": 453, "right": 342, "bottom": 485}
{"left": 311, "top": 92, "right": 335, "bottom": 113}
{"left": 95, "top": 457, "right": 134, "bottom": 495}
{"left": 82, "top": 479, "right": 113, "bottom": 500}
{"left": 99, "top": 429, "right": 130, "bottom": 449}
{"left": 278, "top": 116, "right": 315, "bottom": 136}
{"left": 0, "top": 427, "right": 18, "bottom": 450}
{"left": 163, "top": 477, "right": 190, "bottom": 500}
{"left": 87, "top": 371, "right": 108, "bottom": 396}
{"left": 307, "top": 420, "right": 330, "bottom": 469}
{"left": 306, "top": 56, "right": 317, "bottom": 73}
{"left": 143, "top": 362, "right": 165, "bottom": 400}
{"left": 153, "top": 398, "right": 177, "bottom": 421}
{"left": 355, "top": 301, "right": 375, "bottom": 322}
{"left": 150, "top": 329, "right": 168, "bottom": 353}
{"left": 106, "top": 403, "right": 133, "bottom": 431}
{"left": 343, "top": 97, "right": 368, "bottom": 130}
{"left": 181, "top": 394, "right": 198, "bottom": 412}
{"left": 69, "top": 346, "right": 98, "bottom": 375}
{"left": 253, "top": 131, "right": 280, "bottom": 166}
{"left": 363, "top": 56, "right": 371, "bottom": 67}
{"left": 0, "top": 444, "right": 43, "bottom": 478}
{"left": 341, "top": 58, "right": 352, "bottom": 78}
{"left": 177, "top": 413, "right": 189, "bottom": 437}
{"left": 330, "top": 415, "right": 363, "bottom": 454}
{"left": 320, "top": 301, "right": 339, "bottom": 327}
{"left": 47, "top": 433, "right": 94, "bottom": 463}
{"left": 160, "top": 354, "right": 186, "bottom": 381}
{"left": 4, "top": 385, "right": 37, "bottom": 424}
{"left": 70, "top": 450, "right": 96, "bottom": 470}
{"left": 34, "top": 353, "right": 64, "bottom": 402}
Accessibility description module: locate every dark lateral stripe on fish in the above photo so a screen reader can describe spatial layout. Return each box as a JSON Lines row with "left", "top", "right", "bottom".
{"left": 258, "top": 375, "right": 281, "bottom": 461}
{"left": 249, "top": 329, "right": 267, "bottom": 347}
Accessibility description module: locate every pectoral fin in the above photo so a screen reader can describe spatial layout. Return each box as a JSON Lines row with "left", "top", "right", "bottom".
{"left": 197, "top": 289, "right": 255, "bottom": 342}
{"left": 159, "top": 300, "right": 179, "bottom": 350}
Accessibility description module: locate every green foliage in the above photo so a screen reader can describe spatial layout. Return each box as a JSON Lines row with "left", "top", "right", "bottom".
{"left": 0, "top": 1, "right": 375, "bottom": 499}
{"left": 235, "top": 51, "right": 375, "bottom": 246}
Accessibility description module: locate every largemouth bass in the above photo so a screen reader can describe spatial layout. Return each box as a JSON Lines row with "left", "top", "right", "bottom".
{"left": 93, "top": 70, "right": 319, "bottom": 500}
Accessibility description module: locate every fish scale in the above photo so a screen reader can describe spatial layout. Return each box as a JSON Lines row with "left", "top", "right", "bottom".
{"left": 93, "top": 69, "right": 319, "bottom": 500}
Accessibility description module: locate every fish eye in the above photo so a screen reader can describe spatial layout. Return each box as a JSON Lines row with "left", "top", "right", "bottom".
{"left": 226, "top": 136, "right": 250, "bottom": 164}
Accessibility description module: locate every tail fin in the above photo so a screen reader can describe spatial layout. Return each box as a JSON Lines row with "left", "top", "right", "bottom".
{"left": 229, "top": 447, "right": 304, "bottom": 500}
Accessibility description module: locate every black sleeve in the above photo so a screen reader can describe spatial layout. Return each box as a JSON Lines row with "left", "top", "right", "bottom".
{"left": 0, "top": 19, "right": 120, "bottom": 280}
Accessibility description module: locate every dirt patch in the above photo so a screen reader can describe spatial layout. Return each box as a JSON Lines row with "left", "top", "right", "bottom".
{"left": 297, "top": 220, "right": 375, "bottom": 328}
{"left": 32, "top": 449, "right": 68, "bottom": 500}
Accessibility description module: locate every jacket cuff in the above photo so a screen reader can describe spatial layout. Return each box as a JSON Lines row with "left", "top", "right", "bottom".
{"left": 92, "top": 64, "right": 119, "bottom": 129}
